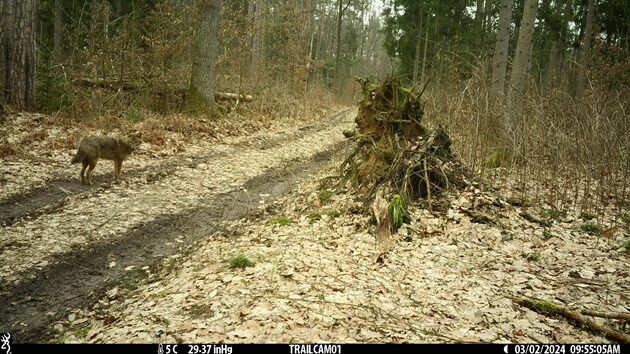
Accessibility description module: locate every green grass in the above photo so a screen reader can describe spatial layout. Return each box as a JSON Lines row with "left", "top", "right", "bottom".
{"left": 388, "top": 194, "right": 405, "bottom": 230}
{"left": 265, "top": 215, "right": 295, "bottom": 226}
{"left": 154, "top": 290, "right": 168, "bottom": 299}
{"left": 52, "top": 334, "right": 68, "bottom": 344}
{"left": 73, "top": 323, "right": 92, "bottom": 338}
{"left": 229, "top": 254, "right": 255, "bottom": 269}
{"left": 120, "top": 267, "right": 148, "bottom": 291}
{"left": 580, "top": 223, "right": 602, "bottom": 235}
{"left": 125, "top": 105, "right": 145, "bottom": 123}
{"left": 623, "top": 239, "right": 630, "bottom": 252}
{"left": 306, "top": 210, "right": 341, "bottom": 223}
{"left": 580, "top": 211, "right": 597, "bottom": 220}
{"left": 542, "top": 230, "right": 554, "bottom": 240}
{"left": 621, "top": 214, "right": 630, "bottom": 224}
{"left": 485, "top": 147, "right": 512, "bottom": 168}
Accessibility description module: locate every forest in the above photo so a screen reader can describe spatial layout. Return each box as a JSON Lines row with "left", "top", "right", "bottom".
{"left": 0, "top": 0, "right": 628, "bottom": 345}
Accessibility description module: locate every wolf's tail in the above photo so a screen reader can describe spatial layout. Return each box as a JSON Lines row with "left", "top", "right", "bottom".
{"left": 70, "top": 150, "right": 85, "bottom": 164}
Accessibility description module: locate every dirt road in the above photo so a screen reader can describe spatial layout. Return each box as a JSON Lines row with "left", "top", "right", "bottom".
{"left": 0, "top": 109, "right": 356, "bottom": 342}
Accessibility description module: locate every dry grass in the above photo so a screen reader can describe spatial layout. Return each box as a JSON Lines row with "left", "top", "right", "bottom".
{"left": 423, "top": 58, "right": 629, "bottom": 217}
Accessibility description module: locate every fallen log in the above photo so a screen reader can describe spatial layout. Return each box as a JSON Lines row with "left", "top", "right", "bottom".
{"left": 520, "top": 211, "right": 552, "bottom": 227}
{"left": 514, "top": 296, "right": 630, "bottom": 343}
{"left": 72, "top": 77, "right": 253, "bottom": 102}
{"left": 580, "top": 309, "right": 630, "bottom": 321}
{"left": 213, "top": 92, "right": 253, "bottom": 102}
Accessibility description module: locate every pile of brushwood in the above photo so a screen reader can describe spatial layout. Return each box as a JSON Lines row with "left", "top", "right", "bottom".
{"left": 336, "top": 77, "right": 471, "bottom": 236}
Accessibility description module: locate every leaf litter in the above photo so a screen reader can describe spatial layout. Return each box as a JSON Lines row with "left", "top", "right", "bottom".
{"left": 1, "top": 105, "right": 627, "bottom": 344}
{"left": 55, "top": 159, "right": 629, "bottom": 343}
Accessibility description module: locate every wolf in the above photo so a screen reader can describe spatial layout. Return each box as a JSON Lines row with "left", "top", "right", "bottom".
{"left": 71, "top": 133, "right": 140, "bottom": 185}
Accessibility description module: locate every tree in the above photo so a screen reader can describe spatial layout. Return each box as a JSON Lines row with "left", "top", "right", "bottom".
{"left": 475, "top": 0, "right": 486, "bottom": 47}
{"left": 383, "top": 0, "right": 477, "bottom": 83}
{"left": 335, "top": 0, "right": 351, "bottom": 85}
{"left": 412, "top": 1, "right": 424, "bottom": 84}
{"left": 190, "top": 0, "right": 222, "bottom": 107}
{"left": 1, "top": 0, "right": 37, "bottom": 110}
{"left": 509, "top": 0, "right": 539, "bottom": 117}
{"left": 248, "top": 0, "right": 264, "bottom": 85}
{"left": 490, "top": 0, "right": 513, "bottom": 108}
{"left": 576, "top": 0, "right": 596, "bottom": 94}
{"left": 53, "top": 0, "right": 63, "bottom": 56}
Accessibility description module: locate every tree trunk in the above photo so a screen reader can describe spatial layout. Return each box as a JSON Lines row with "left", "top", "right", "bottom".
{"left": 249, "top": 0, "right": 264, "bottom": 85}
{"left": 190, "top": 0, "right": 222, "bottom": 107}
{"left": 509, "top": 0, "right": 539, "bottom": 116}
{"left": 412, "top": 1, "right": 424, "bottom": 84}
{"left": 2, "top": 0, "right": 37, "bottom": 110}
{"left": 53, "top": 0, "right": 63, "bottom": 56}
{"left": 420, "top": 14, "right": 429, "bottom": 87}
{"left": 335, "top": 0, "right": 349, "bottom": 86}
{"left": 490, "top": 0, "right": 513, "bottom": 108}
{"left": 475, "top": 0, "right": 486, "bottom": 47}
{"left": 577, "top": 0, "right": 595, "bottom": 94}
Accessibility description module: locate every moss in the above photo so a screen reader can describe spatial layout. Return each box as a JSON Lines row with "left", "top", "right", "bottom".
{"left": 623, "top": 239, "right": 630, "bottom": 252}
{"left": 318, "top": 190, "right": 334, "bottom": 204}
{"left": 542, "top": 208, "right": 566, "bottom": 220}
{"left": 532, "top": 300, "right": 562, "bottom": 315}
{"left": 506, "top": 196, "right": 531, "bottom": 207}
{"left": 184, "top": 86, "right": 218, "bottom": 117}
{"left": 580, "top": 211, "right": 597, "bottom": 220}
{"left": 526, "top": 252, "right": 541, "bottom": 262}
{"left": 229, "top": 254, "right": 255, "bottom": 269}
{"left": 580, "top": 223, "right": 602, "bottom": 235}
{"left": 306, "top": 210, "right": 341, "bottom": 223}
{"left": 266, "top": 215, "right": 295, "bottom": 226}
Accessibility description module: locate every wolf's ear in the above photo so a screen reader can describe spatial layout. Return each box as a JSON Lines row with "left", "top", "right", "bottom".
{"left": 128, "top": 130, "right": 142, "bottom": 143}
{"left": 130, "top": 129, "right": 142, "bottom": 138}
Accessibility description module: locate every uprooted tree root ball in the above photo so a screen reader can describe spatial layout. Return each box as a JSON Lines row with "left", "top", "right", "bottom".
{"left": 338, "top": 77, "right": 471, "bottom": 218}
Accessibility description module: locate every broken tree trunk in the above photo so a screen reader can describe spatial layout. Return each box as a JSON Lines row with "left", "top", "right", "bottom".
{"left": 73, "top": 77, "right": 253, "bottom": 102}
{"left": 515, "top": 297, "right": 630, "bottom": 343}
{"left": 339, "top": 77, "right": 469, "bottom": 210}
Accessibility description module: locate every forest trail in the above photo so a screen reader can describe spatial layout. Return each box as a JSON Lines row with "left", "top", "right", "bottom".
{"left": 0, "top": 108, "right": 355, "bottom": 342}
{"left": 1, "top": 109, "right": 628, "bottom": 345}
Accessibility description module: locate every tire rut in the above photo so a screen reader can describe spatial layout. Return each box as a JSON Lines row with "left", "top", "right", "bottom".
{"left": 0, "top": 119, "right": 352, "bottom": 342}
{"left": 0, "top": 109, "right": 352, "bottom": 227}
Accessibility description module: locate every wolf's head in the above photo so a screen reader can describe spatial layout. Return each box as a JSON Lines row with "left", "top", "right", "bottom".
{"left": 126, "top": 130, "right": 142, "bottom": 151}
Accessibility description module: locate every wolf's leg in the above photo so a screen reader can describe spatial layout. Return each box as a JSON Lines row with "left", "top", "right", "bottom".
{"left": 86, "top": 159, "right": 98, "bottom": 185}
{"left": 80, "top": 160, "right": 88, "bottom": 184}
{"left": 114, "top": 160, "right": 122, "bottom": 182}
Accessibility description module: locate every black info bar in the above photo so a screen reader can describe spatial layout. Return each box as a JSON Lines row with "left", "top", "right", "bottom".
{"left": 4, "top": 343, "right": 626, "bottom": 354}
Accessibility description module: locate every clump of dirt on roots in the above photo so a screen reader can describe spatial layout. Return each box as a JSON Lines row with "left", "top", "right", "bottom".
{"left": 335, "top": 77, "right": 471, "bottom": 234}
